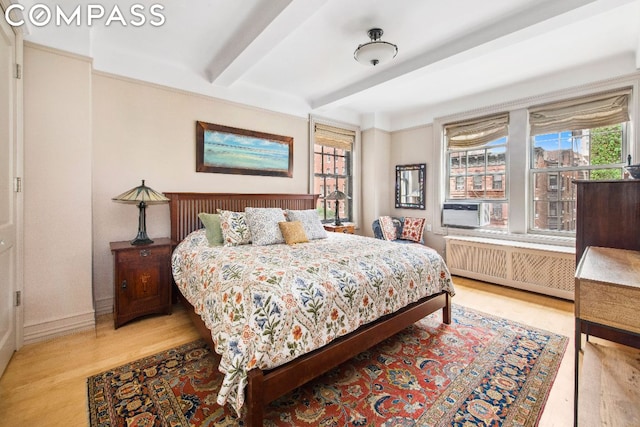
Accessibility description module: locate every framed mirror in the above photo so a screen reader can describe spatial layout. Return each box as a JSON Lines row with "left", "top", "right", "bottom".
{"left": 395, "top": 163, "right": 426, "bottom": 209}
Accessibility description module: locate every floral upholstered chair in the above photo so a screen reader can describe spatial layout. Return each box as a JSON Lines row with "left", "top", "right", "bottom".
{"left": 372, "top": 216, "right": 425, "bottom": 244}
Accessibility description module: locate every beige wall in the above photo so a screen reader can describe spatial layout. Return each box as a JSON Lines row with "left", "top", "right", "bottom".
{"left": 91, "top": 73, "right": 310, "bottom": 314}
{"left": 23, "top": 44, "right": 313, "bottom": 337}
{"left": 390, "top": 124, "right": 445, "bottom": 255}
{"left": 23, "top": 44, "right": 94, "bottom": 342}
{"left": 360, "top": 128, "right": 391, "bottom": 237}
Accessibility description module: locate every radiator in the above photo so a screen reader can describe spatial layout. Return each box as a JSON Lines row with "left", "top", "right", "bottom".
{"left": 444, "top": 236, "right": 575, "bottom": 300}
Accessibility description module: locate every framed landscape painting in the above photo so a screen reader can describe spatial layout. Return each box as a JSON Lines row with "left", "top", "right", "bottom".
{"left": 196, "top": 121, "right": 293, "bottom": 177}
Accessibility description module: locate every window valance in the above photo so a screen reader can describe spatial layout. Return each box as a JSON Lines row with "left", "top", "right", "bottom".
{"left": 529, "top": 89, "right": 631, "bottom": 135}
{"left": 445, "top": 113, "right": 509, "bottom": 149}
{"left": 314, "top": 123, "right": 355, "bottom": 150}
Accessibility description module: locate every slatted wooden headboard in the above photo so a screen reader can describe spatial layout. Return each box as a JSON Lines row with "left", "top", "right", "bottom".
{"left": 163, "top": 192, "right": 320, "bottom": 242}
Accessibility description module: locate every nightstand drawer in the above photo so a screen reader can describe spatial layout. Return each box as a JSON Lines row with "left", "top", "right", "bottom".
{"left": 578, "top": 280, "right": 640, "bottom": 334}
{"left": 576, "top": 247, "right": 640, "bottom": 335}
{"left": 115, "top": 246, "right": 171, "bottom": 268}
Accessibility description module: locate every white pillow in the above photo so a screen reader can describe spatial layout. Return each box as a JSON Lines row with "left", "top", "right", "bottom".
{"left": 218, "top": 210, "right": 251, "bottom": 246}
{"left": 285, "top": 209, "right": 328, "bottom": 240}
{"left": 245, "top": 207, "right": 286, "bottom": 246}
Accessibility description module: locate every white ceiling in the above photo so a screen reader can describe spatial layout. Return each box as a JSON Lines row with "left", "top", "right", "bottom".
{"left": 12, "top": 0, "right": 640, "bottom": 129}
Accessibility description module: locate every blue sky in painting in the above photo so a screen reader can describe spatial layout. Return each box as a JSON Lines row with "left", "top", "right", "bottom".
{"left": 203, "top": 129, "right": 289, "bottom": 171}
{"left": 205, "top": 130, "right": 289, "bottom": 156}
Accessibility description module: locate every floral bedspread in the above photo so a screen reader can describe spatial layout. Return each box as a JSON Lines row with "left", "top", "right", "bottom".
{"left": 171, "top": 229, "right": 454, "bottom": 415}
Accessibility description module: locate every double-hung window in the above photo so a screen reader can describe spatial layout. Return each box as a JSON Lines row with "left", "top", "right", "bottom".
{"left": 312, "top": 123, "right": 355, "bottom": 223}
{"left": 445, "top": 113, "right": 509, "bottom": 229}
{"left": 529, "top": 90, "right": 630, "bottom": 234}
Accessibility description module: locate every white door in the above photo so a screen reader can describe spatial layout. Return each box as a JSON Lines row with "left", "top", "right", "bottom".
{"left": 0, "top": 8, "right": 18, "bottom": 378}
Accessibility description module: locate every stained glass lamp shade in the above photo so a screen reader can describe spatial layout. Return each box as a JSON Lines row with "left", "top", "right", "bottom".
{"left": 112, "top": 180, "right": 169, "bottom": 246}
{"left": 325, "top": 190, "right": 350, "bottom": 226}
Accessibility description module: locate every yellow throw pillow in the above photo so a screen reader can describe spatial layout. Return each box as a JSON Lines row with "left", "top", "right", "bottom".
{"left": 278, "top": 221, "right": 309, "bottom": 245}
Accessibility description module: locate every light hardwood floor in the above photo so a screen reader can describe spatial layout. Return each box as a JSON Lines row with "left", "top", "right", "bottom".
{"left": 0, "top": 277, "right": 575, "bottom": 426}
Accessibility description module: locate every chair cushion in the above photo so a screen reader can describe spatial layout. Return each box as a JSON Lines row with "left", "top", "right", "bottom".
{"left": 373, "top": 217, "right": 404, "bottom": 240}
{"left": 401, "top": 217, "right": 426, "bottom": 243}
{"left": 379, "top": 216, "right": 397, "bottom": 241}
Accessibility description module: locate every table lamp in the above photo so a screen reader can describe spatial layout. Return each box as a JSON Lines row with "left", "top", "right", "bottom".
{"left": 325, "top": 190, "right": 350, "bottom": 226}
{"left": 112, "top": 179, "right": 169, "bottom": 245}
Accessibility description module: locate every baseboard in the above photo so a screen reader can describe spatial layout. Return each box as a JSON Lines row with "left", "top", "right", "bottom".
{"left": 23, "top": 310, "right": 96, "bottom": 344}
{"left": 94, "top": 297, "right": 113, "bottom": 317}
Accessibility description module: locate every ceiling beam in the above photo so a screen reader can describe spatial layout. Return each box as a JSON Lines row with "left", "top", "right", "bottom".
{"left": 311, "top": 0, "right": 635, "bottom": 109}
{"left": 206, "top": 0, "right": 327, "bottom": 87}
{"left": 204, "top": 0, "right": 291, "bottom": 85}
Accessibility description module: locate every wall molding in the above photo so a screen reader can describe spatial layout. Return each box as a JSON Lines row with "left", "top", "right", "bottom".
{"left": 24, "top": 41, "right": 93, "bottom": 63}
{"left": 23, "top": 310, "right": 95, "bottom": 345}
{"left": 92, "top": 69, "right": 309, "bottom": 123}
{"left": 94, "top": 297, "right": 113, "bottom": 317}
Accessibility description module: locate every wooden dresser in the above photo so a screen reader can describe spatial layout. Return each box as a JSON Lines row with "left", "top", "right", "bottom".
{"left": 573, "top": 180, "right": 640, "bottom": 425}
{"left": 574, "top": 180, "right": 640, "bottom": 264}
{"left": 574, "top": 246, "right": 640, "bottom": 426}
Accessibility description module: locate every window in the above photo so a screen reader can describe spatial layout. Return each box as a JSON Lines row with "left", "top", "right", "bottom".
{"left": 313, "top": 122, "right": 355, "bottom": 223}
{"left": 493, "top": 174, "right": 503, "bottom": 190}
{"left": 437, "top": 84, "right": 634, "bottom": 241}
{"left": 473, "top": 175, "right": 483, "bottom": 190}
{"left": 492, "top": 204, "right": 503, "bottom": 220}
{"left": 445, "top": 113, "right": 509, "bottom": 229}
{"left": 530, "top": 90, "right": 630, "bottom": 234}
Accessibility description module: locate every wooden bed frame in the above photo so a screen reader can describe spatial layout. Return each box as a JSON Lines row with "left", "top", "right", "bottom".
{"left": 165, "top": 192, "right": 452, "bottom": 426}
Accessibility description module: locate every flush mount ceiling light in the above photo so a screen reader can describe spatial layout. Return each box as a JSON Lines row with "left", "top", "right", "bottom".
{"left": 354, "top": 28, "right": 398, "bottom": 66}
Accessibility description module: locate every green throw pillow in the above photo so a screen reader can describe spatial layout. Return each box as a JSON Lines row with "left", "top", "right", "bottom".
{"left": 198, "top": 212, "right": 223, "bottom": 246}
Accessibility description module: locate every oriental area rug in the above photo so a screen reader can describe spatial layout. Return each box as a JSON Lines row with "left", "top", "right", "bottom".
{"left": 87, "top": 305, "right": 567, "bottom": 427}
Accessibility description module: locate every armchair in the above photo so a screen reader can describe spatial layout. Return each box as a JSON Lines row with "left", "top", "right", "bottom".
{"left": 372, "top": 217, "right": 424, "bottom": 244}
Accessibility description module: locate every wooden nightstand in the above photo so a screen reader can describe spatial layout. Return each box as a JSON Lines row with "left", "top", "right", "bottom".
{"left": 324, "top": 223, "right": 355, "bottom": 234}
{"left": 110, "top": 238, "right": 174, "bottom": 328}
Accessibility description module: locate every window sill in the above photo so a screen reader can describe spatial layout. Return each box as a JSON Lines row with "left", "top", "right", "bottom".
{"left": 438, "top": 226, "right": 575, "bottom": 251}
{"left": 443, "top": 234, "right": 575, "bottom": 254}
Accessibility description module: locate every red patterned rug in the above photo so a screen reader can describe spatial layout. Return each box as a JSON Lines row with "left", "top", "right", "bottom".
{"left": 88, "top": 305, "right": 567, "bottom": 426}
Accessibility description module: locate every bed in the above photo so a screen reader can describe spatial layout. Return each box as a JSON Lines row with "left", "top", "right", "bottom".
{"left": 166, "top": 192, "right": 454, "bottom": 426}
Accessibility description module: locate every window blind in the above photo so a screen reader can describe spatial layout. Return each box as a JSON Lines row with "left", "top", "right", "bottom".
{"left": 314, "top": 123, "right": 355, "bottom": 150}
{"left": 529, "top": 89, "right": 631, "bottom": 136}
{"left": 445, "top": 113, "right": 509, "bottom": 149}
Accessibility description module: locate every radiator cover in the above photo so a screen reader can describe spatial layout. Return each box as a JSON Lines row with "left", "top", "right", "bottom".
{"left": 445, "top": 236, "right": 575, "bottom": 300}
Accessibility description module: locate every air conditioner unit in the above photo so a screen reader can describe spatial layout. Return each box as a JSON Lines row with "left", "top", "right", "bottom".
{"left": 442, "top": 202, "right": 490, "bottom": 228}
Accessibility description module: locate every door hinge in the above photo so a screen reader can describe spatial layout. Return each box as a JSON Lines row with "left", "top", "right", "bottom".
{"left": 14, "top": 177, "right": 22, "bottom": 192}
{"left": 14, "top": 64, "right": 21, "bottom": 79}
{"left": 15, "top": 291, "right": 21, "bottom": 307}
